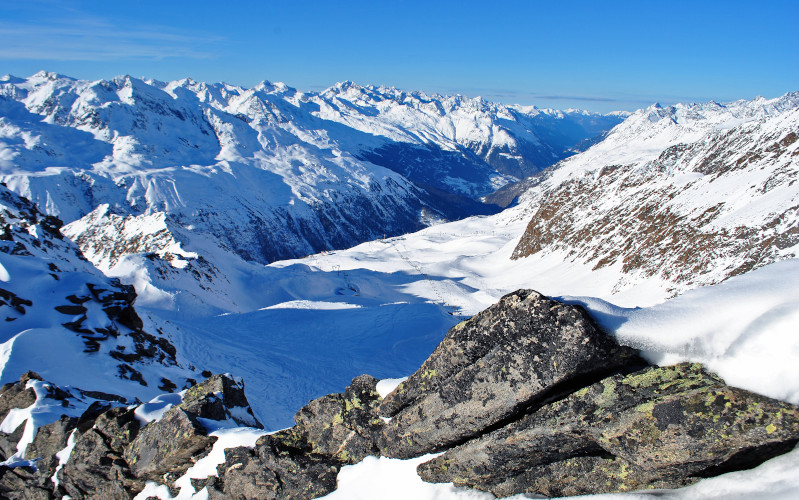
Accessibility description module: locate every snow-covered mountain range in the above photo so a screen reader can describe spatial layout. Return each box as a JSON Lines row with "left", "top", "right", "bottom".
{"left": 0, "top": 72, "right": 622, "bottom": 267}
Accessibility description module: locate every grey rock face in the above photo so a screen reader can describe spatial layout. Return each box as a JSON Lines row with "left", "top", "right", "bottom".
{"left": 179, "top": 374, "right": 262, "bottom": 428}
{"left": 379, "top": 289, "right": 643, "bottom": 458}
{"left": 25, "top": 415, "right": 78, "bottom": 476}
{"left": 275, "top": 374, "right": 384, "bottom": 464}
{"left": 124, "top": 407, "right": 216, "bottom": 481}
{"left": 0, "top": 416, "right": 79, "bottom": 499}
{"left": 0, "top": 371, "right": 40, "bottom": 424}
{"left": 210, "top": 375, "right": 384, "bottom": 499}
{"left": 58, "top": 407, "right": 143, "bottom": 500}
{"left": 212, "top": 435, "right": 340, "bottom": 500}
{"left": 0, "top": 466, "right": 53, "bottom": 500}
{"left": 121, "top": 373, "right": 262, "bottom": 488}
{"left": 418, "top": 363, "right": 799, "bottom": 497}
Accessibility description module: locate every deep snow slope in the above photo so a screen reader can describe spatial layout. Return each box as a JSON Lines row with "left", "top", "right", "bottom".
{"left": 0, "top": 183, "right": 195, "bottom": 401}
{"left": 0, "top": 72, "right": 622, "bottom": 268}
{"left": 513, "top": 93, "right": 799, "bottom": 295}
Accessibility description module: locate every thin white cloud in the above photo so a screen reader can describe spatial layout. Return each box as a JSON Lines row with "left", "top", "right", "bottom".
{"left": 0, "top": 18, "right": 224, "bottom": 61}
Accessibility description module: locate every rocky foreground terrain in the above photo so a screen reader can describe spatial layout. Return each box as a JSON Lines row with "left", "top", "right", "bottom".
{"left": 2, "top": 290, "right": 797, "bottom": 499}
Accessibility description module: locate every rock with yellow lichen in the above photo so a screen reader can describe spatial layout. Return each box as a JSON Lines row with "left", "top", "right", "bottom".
{"left": 208, "top": 374, "right": 385, "bottom": 500}
{"left": 272, "top": 374, "right": 384, "bottom": 464}
{"left": 379, "top": 289, "right": 645, "bottom": 459}
{"left": 418, "top": 363, "right": 799, "bottom": 497}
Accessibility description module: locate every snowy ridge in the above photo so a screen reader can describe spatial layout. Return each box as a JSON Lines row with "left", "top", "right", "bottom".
{"left": 513, "top": 91, "right": 799, "bottom": 295}
{"left": 313, "top": 81, "right": 625, "bottom": 188}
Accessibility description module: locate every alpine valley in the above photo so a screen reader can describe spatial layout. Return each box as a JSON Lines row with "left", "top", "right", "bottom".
{"left": 1, "top": 72, "right": 798, "bottom": 500}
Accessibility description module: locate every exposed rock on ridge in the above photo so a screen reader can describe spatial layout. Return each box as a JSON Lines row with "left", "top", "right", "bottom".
{"left": 378, "top": 289, "right": 645, "bottom": 458}
{"left": 0, "top": 372, "right": 262, "bottom": 499}
{"left": 512, "top": 94, "right": 799, "bottom": 295}
{"left": 419, "top": 362, "right": 799, "bottom": 497}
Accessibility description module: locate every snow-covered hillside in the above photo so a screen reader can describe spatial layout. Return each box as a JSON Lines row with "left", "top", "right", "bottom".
{"left": 0, "top": 184, "right": 194, "bottom": 401}
{"left": 513, "top": 93, "right": 799, "bottom": 295}
{"left": 312, "top": 81, "right": 625, "bottom": 190}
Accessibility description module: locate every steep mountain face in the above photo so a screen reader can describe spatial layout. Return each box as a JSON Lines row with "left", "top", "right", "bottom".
{"left": 513, "top": 93, "right": 799, "bottom": 295}
{"left": 0, "top": 72, "right": 435, "bottom": 266}
{"left": 0, "top": 72, "right": 622, "bottom": 268}
{"left": 0, "top": 183, "right": 194, "bottom": 399}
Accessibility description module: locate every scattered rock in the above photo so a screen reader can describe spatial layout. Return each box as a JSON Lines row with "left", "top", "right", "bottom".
{"left": 380, "top": 289, "right": 644, "bottom": 458}
{"left": 0, "top": 288, "right": 33, "bottom": 315}
{"left": 211, "top": 375, "right": 384, "bottom": 499}
{"left": 53, "top": 304, "right": 88, "bottom": 316}
{"left": 180, "top": 374, "right": 262, "bottom": 428}
{"left": 212, "top": 435, "right": 340, "bottom": 500}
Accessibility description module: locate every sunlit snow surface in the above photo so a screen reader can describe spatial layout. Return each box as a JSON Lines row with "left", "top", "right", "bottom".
{"left": 563, "top": 259, "right": 799, "bottom": 405}
{"left": 119, "top": 203, "right": 799, "bottom": 499}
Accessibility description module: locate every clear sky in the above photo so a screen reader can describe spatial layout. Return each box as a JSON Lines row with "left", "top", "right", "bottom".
{"left": 1, "top": 0, "right": 797, "bottom": 113}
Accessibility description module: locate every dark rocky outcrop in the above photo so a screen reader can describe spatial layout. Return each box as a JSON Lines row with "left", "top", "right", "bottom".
{"left": 58, "top": 407, "right": 143, "bottom": 499}
{"left": 25, "top": 415, "right": 78, "bottom": 478}
{"left": 0, "top": 466, "right": 53, "bottom": 500}
{"left": 211, "top": 435, "right": 340, "bottom": 500}
{"left": 0, "top": 372, "right": 263, "bottom": 499}
{"left": 0, "top": 371, "right": 40, "bottom": 423}
{"left": 275, "top": 374, "right": 384, "bottom": 464}
{"left": 124, "top": 407, "right": 216, "bottom": 482}
{"left": 179, "top": 374, "right": 262, "bottom": 428}
{"left": 209, "top": 374, "right": 384, "bottom": 499}
{"left": 379, "top": 289, "right": 644, "bottom": 458}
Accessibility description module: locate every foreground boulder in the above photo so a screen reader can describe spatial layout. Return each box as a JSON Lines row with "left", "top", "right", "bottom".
{"left": 379, "top": 289, "right": 645, "bottom": 458}
{"left": 418, "top": 362, "right": 799, "bottom": 497}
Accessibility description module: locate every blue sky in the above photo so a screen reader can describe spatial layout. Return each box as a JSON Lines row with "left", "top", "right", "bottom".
{"left": 1, "top": 0, "right": 796, "bottom": 112}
